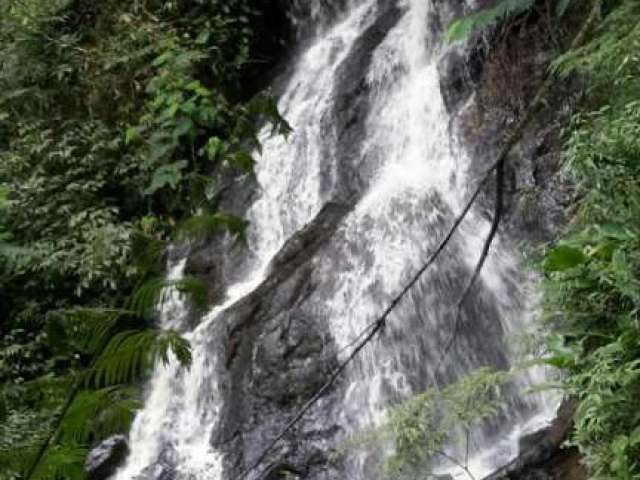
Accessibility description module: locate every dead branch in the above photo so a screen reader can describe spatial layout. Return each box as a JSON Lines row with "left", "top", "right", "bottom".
{"left": 439, "top": 159, "right": 505, "bottom": 364}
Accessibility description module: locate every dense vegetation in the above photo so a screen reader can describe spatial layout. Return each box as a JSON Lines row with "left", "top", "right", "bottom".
{"left": 2, "top": 0, "right": 639, "bottom": 479}
{"left": 541, "top": 0, "right": 640, "bottom": 477}
{"left": 0, "top": 0, "right": 288, "bottom": 478}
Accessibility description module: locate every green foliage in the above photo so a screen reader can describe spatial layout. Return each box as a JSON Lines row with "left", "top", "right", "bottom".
{"left": 351, "top": 368, "right": 513, "bottom": 479}
{"left": 60, "top": 387, "right": 139, "bottom": 443}
{"left": 0, "top": 0, "right": 289, "bottom": 476}
{"left": 128, "top": 277, "right": 208, "bottom": 316}
{"left": 540, "top": 2, "right": 640, "bottom": 478}
{"left": 447, "top": 0, "right": 535, "bottom": 41}
{"left": 31, "top": 444, "right": 88, "bottom": 480}
{"left": 176, "top": 213, "right": 248, "bottom": 242}
{"left": 543, "top": 244, "right": 587, "bottom": 272}
{"left": 89, "top": 330, "right": 192, "bottom": 387}
{"left": 446, "top": 0, "right": 578, "bottom": 41}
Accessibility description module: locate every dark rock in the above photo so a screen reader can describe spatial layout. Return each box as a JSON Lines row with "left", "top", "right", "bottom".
{"left": 519, "top": 428, "right": 552, "bottom": 456}
{"left": 262, "top": 462, "right": 306, "bottom": 480}
{"left": 211, "top": 202, "right": 355, "bottom": 480}
{"left": 325, "top": 0, "right": 406, "bottom": 198}
{"left": 85, "top": 435, "right": 129, "bottom": 480}
{"left": 484, "top": 399, "right": 585, "bottom": 480}
{"left": 438, "top": 46, "right": 472, "bottom": 113}
{"left": 439, "top": 2, "right": 583, "bottom": 244}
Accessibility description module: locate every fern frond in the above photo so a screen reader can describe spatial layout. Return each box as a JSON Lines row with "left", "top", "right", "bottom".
{"left": 175, "top": 213, "right": 248, "bottom": 242}
{"left": 52, "top": 308, "right": 126, "bottom": 354}
{"left": 447, "top": 0, "right": 537, "bottom": 41}
{"left": 60, "top": 387, "right": 139, "bottom": 443}
{"left": 88, "top": 329, "right": 191, "bottom": 387}
{"left": 128, "top": 276, "right": 208, "bottom": 316}
{"left": 31, "top": 443, "right": 88, "bottom": 480}
{"left": 441, "top": 367, "right": 513, "bottom": 428}
{"left": 130, "top": 229, "right": 167, "bottom": 277}
{"left": 0, "top": 241, "right": 43, "bottom": 272}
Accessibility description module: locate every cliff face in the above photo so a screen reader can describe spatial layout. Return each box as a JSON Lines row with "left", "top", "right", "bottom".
{"left": 438, "top": 1, "right": 585, "bottom": 478}
{"left": 213, "top": 1, "right": 581, "bottom": 477}
{"left": 89, "top": 2, "right": 585, "bottom": 480}
{"left": 437, "top": 0, "right": 578, "bottom": 243}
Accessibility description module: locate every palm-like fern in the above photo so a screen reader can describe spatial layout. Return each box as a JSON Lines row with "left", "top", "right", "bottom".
{"left": 60, "top": 387, "right": 140, "bottom": 443}
{"left": 128, "top": 276, "right": 208, "bottom": 316}
{"left": 21, "top": 275, "right": 203, "bottom": 480}
{"left": 31, "top": 443, "right": 88, "bottom": 480}
{"left": 51, "top": 308, "right": 124, "bottom": 354}
{"left": 88, "top": 329, "right": 192, "bottom": 387}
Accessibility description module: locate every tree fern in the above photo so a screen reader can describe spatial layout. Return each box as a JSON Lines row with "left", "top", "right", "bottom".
{"left": 51, "top": 308, "right": 124, "bottom": 354}
{"left": 129, "top": 229, "right": 166, "bottom": 278}
{"left": 30, "top": 443, "right": 88, "bottom": 480}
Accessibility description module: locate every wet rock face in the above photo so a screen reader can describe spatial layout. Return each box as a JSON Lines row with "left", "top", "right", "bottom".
{"left": 85, "top": 3, "right": 581, "bottom": 479}
{"left": 211, "top": 4, "right": 408, "bottom": 477}
{"left": 210, "top": 202, "right": 356, "bottom": 480}
{"left": 486, "top": 400, "right": 586, "bottom": 480}
{"left": 437, "top": 2, "right": 580, "bottom": 244}
{"left": 323, "top": 0, "right": 405, "bottom": 198}
{"left": 435, "top": 4, "right": 585, "bottom": 478}
{"left": 86, "top": 435, "right": 129, "bottom": 480}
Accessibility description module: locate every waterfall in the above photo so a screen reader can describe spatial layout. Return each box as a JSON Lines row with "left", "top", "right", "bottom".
{"left": 114, "top": 1, "right": 555, "bottom": 479}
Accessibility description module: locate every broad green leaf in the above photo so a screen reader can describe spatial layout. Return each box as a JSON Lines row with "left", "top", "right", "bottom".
{"left": 544, "top": 245, "right": 587, "bottom": 272}
{"left": 144, "top": 160, "right": 188, "bottom": 195}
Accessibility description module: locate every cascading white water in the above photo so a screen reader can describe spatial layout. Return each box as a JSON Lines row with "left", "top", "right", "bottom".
{"left": 114, "top": 1, "right": 555, "bottom": 479}
{"left": 114, "top": 4, "right": 374, "bottom": 479}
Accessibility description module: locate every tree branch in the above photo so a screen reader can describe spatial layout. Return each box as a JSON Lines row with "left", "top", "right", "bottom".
{"left": 439, "top": 159, "right": 505, "bottom": 364}
{"left": 436, "top": 449, "right": 477, "bottom": 480}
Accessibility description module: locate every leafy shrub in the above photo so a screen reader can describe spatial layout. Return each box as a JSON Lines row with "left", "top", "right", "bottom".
{"left": 0, "top": 0, "right": 289, "bottom": 477}
{"left": 541, "top": 2, "right": 640, "bottom": 478}
{"left": 351, "top": 368, "right": 513, "bottom": 480}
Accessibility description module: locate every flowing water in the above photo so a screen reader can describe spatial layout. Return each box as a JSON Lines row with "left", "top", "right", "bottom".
{"left": 114, "top": 1, "right": 555, "bottom": 479}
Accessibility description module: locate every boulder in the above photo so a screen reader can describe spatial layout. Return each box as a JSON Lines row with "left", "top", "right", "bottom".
{"left": 484, "top": 399, "right": 585, "bottom": 480}
{"left": 85, "top": 435, "right": 129, "bottom": 480}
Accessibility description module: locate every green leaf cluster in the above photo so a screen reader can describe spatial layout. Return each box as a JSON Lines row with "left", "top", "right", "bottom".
{"left": 350, "top": 368, "right": 513, "bottom": 480}
{"left": 540, "top": 2, "right": 640, "bottom": 478}
{"left": 446, "top": 0, "right": 577, "bottom": 41}
{"left": 0, "top": 0, "right": 290, "bottom": 477}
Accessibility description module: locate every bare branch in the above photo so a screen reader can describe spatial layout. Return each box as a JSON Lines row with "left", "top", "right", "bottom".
{"left": 439, "top": 160, "right": 505, "bottom": 364}
{"left": 436, "top": 449, "right": 477, "bottom": 480}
